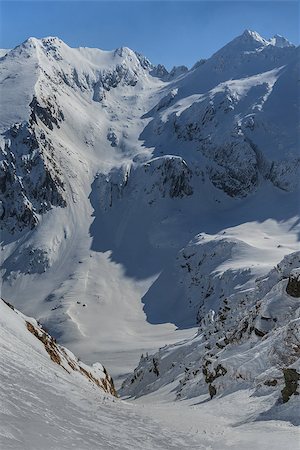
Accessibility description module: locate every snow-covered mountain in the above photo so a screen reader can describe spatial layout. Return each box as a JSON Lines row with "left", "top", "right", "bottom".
{"left": 0, "top": 30, "right": 299, "bottom": 438}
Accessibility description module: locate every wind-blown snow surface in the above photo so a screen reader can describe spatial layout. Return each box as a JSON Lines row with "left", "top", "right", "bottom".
{"left": 0, "top": 30, "right": 299, "bottom": 443}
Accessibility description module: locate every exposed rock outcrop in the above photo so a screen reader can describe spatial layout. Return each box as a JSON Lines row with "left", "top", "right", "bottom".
{"left": 286, "top": 269, "right": 300, "bottom": 298}
{"left": 1, "top": 298, "right": 117, "bottom": 397}
{"left": 0, "top": 122, "right": 66, "bottom": 232}
{"left": 281, "top": 368, "right": 300, "bottom": 403}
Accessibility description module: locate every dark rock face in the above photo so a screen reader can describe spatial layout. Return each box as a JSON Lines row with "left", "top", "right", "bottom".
{"left": 264, "top": 379, "right": 278, "bottom": 387}
{"left": 3, "top": 246, "right": 50, "bottom": 276}
{"left": 30, "top": 96, "right": 64, "bottom": 130}
{"left": 100, "top": 64, "right": 138, "bottom": 90}
{"left": 150, "top": 64, "right": 169, "bottom": 79}
{"left": 174, "top": 114, "right": 260, "bottom": 198}
{"left": 208, "top": 384, "right": 217, "bottom": 399}
{"left": 0, "top": 122, "right": 66, "bottom": 232}
{"left": 281, "top": 368, "right": 300, "bottom": 403}
{"left": 286, "top": 269, "right": 300, "bottom": 298}
{"left": 58, "top": 60, "right": 141, "bottom": 103}
{"left": 141, "top": 156, "right": 193, "bottom": 199}
{"left": 203, "top": 362, "right": 227, "bottom": 399}
{"left": 98, "top": 156, "right": 194, "bottom": 210}
{"left": 254, "top": 327, "right": 267, "bottom": 337}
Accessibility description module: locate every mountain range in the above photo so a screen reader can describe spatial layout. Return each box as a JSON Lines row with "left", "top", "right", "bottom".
{"left": 0, "top": 29, "right": 299, "bottom": 448}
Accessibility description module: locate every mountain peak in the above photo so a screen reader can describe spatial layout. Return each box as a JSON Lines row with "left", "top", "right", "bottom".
{"left": 114, "top": 46, "right": 134, "bottom": 58}
{"left": 40, "top": 36, "right": 64, "bottom": 46}
{"left": 21, "top": 36, "right": 63, "bottom": 48}
{"left": 211, "top": 29, "right": 269, "bottom": 58}
{"left": 113, "top": 46, "right": 153, "bottom": 71}
{"left": 14, "top": 36, "right": 65, "bottom": 56}
{"left": 270, "top": 34, "right": 294, "bottom": 48}
{"left": 240, "top": 29, "right": 268, "bottom": 45}
{"left": 21, "top": 36, "right": 39, "bottom": 48}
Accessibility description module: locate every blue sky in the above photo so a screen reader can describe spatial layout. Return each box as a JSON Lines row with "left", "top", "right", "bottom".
{"left": 0, "top": 1, "right": 299, "bottom": 69}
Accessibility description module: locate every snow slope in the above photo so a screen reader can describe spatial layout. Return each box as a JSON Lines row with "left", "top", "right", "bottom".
{"left": 0, "top": 298, "right": 205, "bottom": 450}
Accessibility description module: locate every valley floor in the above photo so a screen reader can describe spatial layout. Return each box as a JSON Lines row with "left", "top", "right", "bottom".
{"left": 2, "top": 369, "right": 299, "bottom": 450}
{"left": 128, "top": 390, "right": 300, "bottom": 450}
